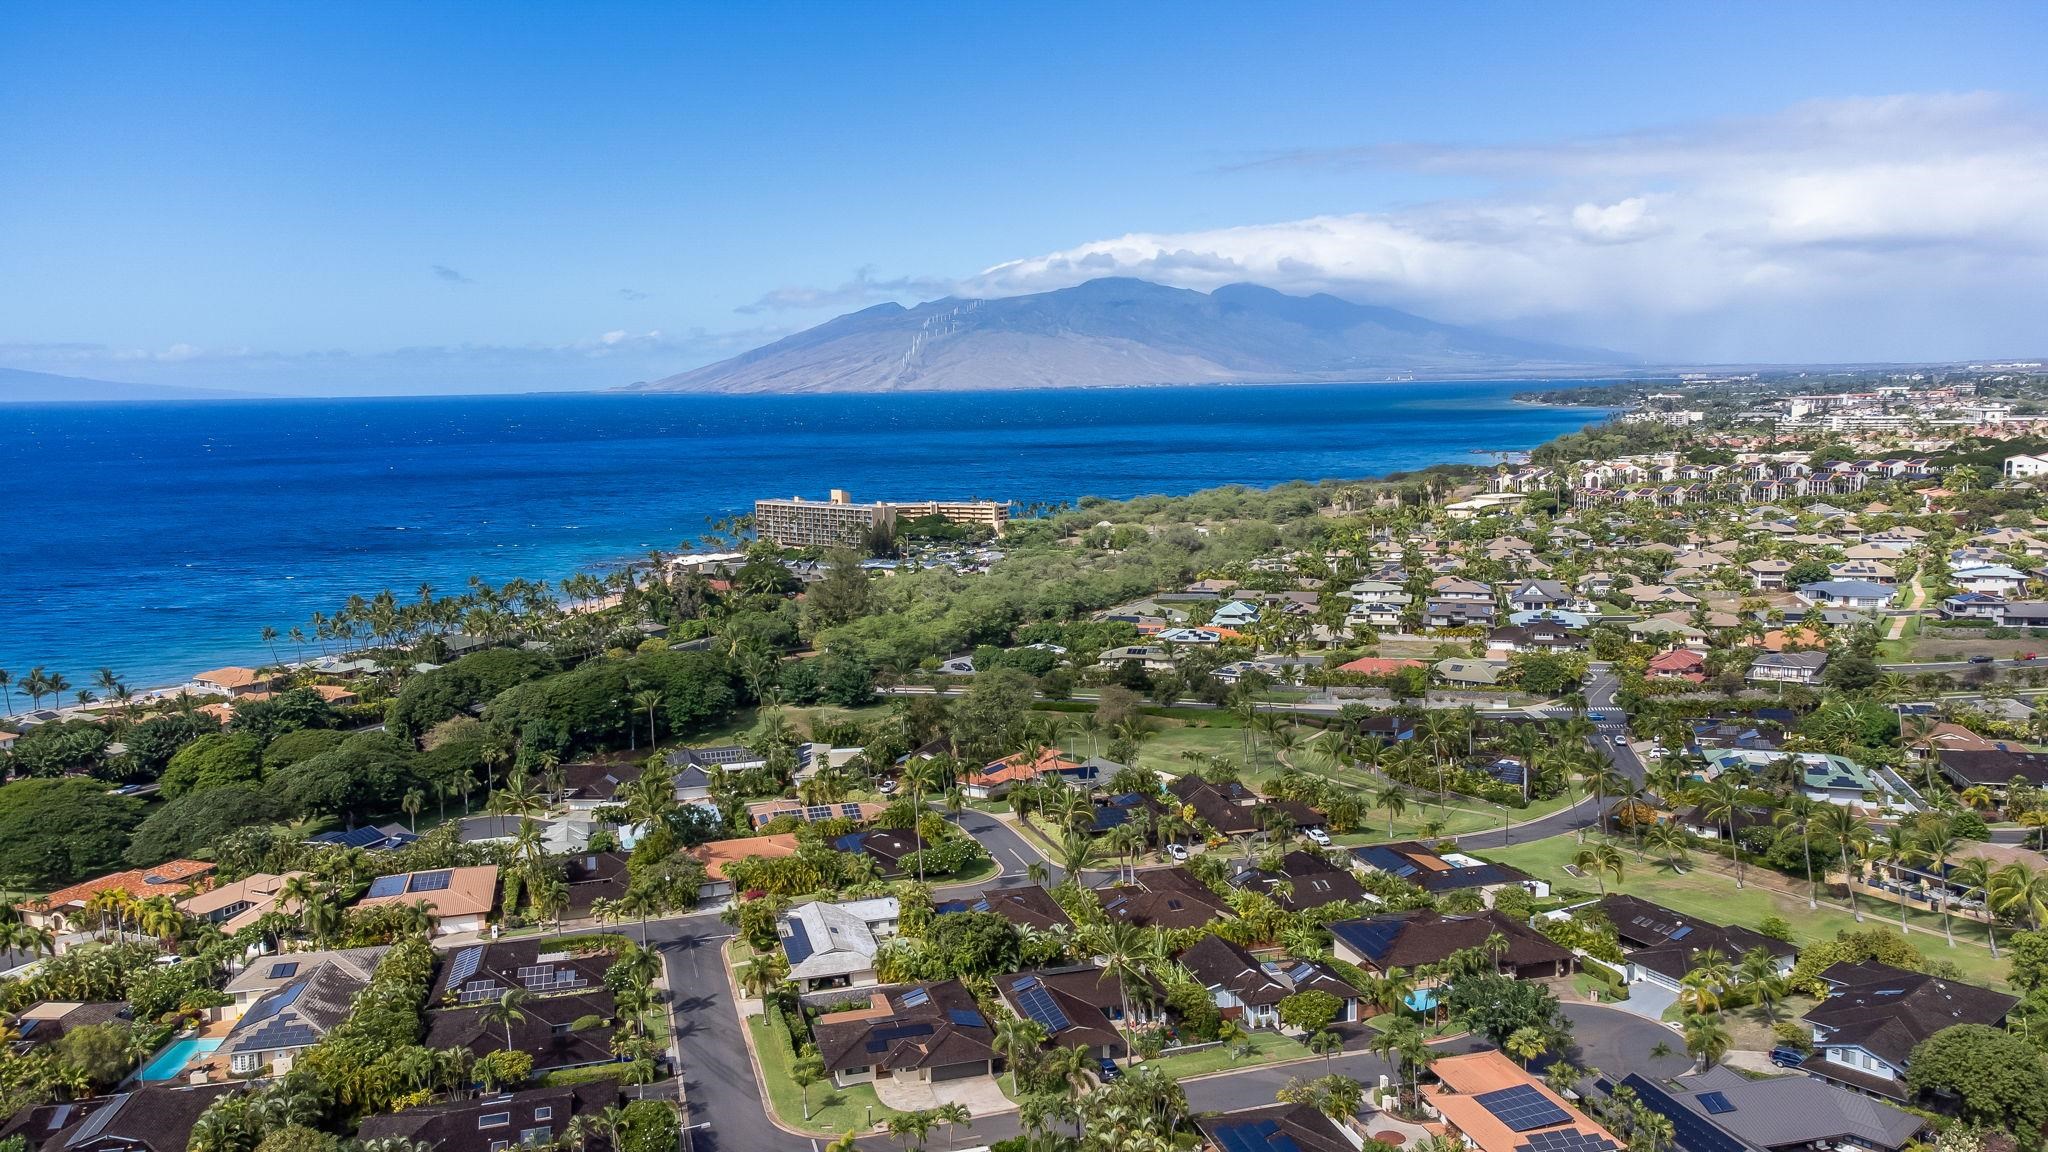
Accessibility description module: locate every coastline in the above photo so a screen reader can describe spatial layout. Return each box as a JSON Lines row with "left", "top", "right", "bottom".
{"left": 0, "top": 382, "right": 1616, "bottom": 698}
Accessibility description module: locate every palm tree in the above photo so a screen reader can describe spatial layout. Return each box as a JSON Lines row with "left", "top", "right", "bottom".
{"left": 1951, "top": 856, "right": 2001, "bottom": 958}
{"left": 737, "top": 953, "right": 788, "bottom": 999}
{"left": 1084, "top": 921, "right": 1161, "bottom": 1063}
{"left": 1375, "top": 782, "right": 1409, "bottom": 837}
{"left": 1775, "top": 795, "right": 1821, "bottom": 909}
{"left": 1813, "top": 805, "right": 1870, "bottom": 921}
{"left": 1738, "top": 947, "right": 1787, "bottom": 1023}
{"left": 1914, "top": 815, "right": 1963, "bottom": 947}
{"left": 1057, "top": 829, "right": 1100, "bottom": 882}
{"left": 634, "top": 689, "right": 664, "bottom": 750}
{"left": 1308, "top": 1028, "right": 1345, "bottom": 1074}
{"left": 791, "top": 1050, "right": 826, "bottom": 1120}
{"left": 993, "top": 1015, "right": 1046, "bottom": 1094}
{"left": 1697, "top": 777, "right": 1750, "bottom": 887}
{"left": 1645, "top": 823, "right": 1690, "bottom": 871}
{"left": 1573, "top": 843, "right": 1624, "bottom": 895}
{"left": 482, "top": 989, "right": 530, "bottom": 1049}
{"left": 1680, "top": 1012, "right": 1730, "bottom": 1073}
{"left": 0, "top": 668, "right": 12, "bottom": 715}
{"left": 932, "top": 1101, "right": 972, "bottom": 1150}
{"left": 401, "top": 788, "right": 425, "bottom": 833}
{"left": 1505, "top": 1026, "right": 1547, "bottom": 1067}
{"left": 1678, "top": 949, "right": 1733, "bottom": 1015}
{"left": 1989, "top": 862, "right": 2048, "bottom": 931}
{"left": 43, "top": 671, "right": 70, "bottom": 709}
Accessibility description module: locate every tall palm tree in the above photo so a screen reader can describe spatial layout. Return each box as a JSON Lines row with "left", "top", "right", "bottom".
{"left": 1813, "top": 805, "right": 1870, "bottom": 921}
{"left": 1084, "top": 922, "right": 1161, "bottom": 1063}
{"left": 633, "top": 689, "right": 664, "bottom": 750}
{"left": 482, "top": 988, "right": 530, "bottom": 1049}
{"left": 1989, "top": 862, "right": 2048, "bottom": 931}
{"left": 1913, "top": 815, "right": 1963, "bottom": 947}
{"left": 0, "top": 668, "right": 12, "bottom": 715}
{"left": 1950, "top": 856, "right": 2001, "bottom": 957}
{"left": 1574, "top": 843, "right": 1624, "bottom": 895}
{"left": 401, "top": 788, "right": 425, "bottom": 833}
{"left": 1738, "top": 947, "right": 1787, "bottom": 1022}
{"left": 1680, "top": 1012, "right": 1730, "bottom": 1073}
{"left": 993, "top": 1015, "right": 1046, "bottom": 1094}
{"left": 1375, "top": 782, "right": 1409, "bottom": 837}
{"left": 1697, "top": 777, "right": 1751, "bottom": 887}
{"left": 1775, "top": 796, "right": 1821, "bottom": 909}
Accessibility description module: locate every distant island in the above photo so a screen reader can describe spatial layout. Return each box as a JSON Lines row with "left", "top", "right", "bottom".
{"left": 0, "top": 366, "right": 265, "bottom": 404}
{"left": 620, "top": 277, "right": 1633, "bottom": 394}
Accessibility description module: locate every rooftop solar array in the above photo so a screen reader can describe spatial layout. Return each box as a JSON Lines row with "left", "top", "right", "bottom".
{"left": 1330, "top": 918, "right": 1405, "bottom": 963}
{"left": 1476, "top": 1085, "right": 1571, "bottom": 1133}
{"left": 863, "top": 1022, "right": 934, "bottom": 1053}
{"left": 408, "top": 870, "right": 453, "bottom": 893}
{"left": 900, "top": 987, "right": 931, "bottom": 1008}
{"left": 781, "top": 925, "right": 815, "bottom": 965}
{"left": 840, "top": 803, "right": 865, "bottom": 819}
{"left": 1514, "top": 1131, "right": 1617, "bottom": 1152}
{"left": 365, "top": 874, "right": 408, "bottom": 899}
{"left": 1696, "top": 1091, "right": 1735, "bottom": 1115}
{"left": 446, "top": 946, "right": 485, "bottom": 989}
{"left": 266, "top": 962, "right": 299, "bottom": 980}
{"left": 1011, "top": 976, "right": 1071, "bottom": 1032}
{"left": 948, "top": 1008, "right": 987, "bottom": 1029}
{"left": 1614, "top": 1073, "right": 1747, "bottom": 1152}
{"left": 1210, "top": 1118, "right": 1304, "bottom": 1152}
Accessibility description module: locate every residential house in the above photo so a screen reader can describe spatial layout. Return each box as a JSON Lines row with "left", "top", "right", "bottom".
{"left": 2003, "top": 600, "right": 2048, "bottom": 628}
{"left": 191, "top": 668, "right": 276, "bottom": 697}
{"left": 1799, "top": 961, "right": 2016, "bottom": 1102}
{"left": 1194, "top": 1103, "right": 1358, "bottom": 1152}
{"left": 217, "top": 952, "right": 379, "bottom": 1076}
{"left": 663, "top": 743, "right": 767, "bottom": 775}
{"left": 4, "top": 1002, "right": 130, "bottom": 1055}
{"left": 1614, "top": 1068, "right": 1921, "bottom": 1152}
{"left": 38, "top": 1084, "right": 236, "bottom": 1152}
{"left": 304, "top": 823, "right": 416, "bottom": 852}
{"left": 811, "top": 981, "right": 996, "bottom": 1088}
{"left": 222, "top": 947, "right": 387, "bottom": 1023}
{"left": 934, "top": 885, "right": 1071, "bottom": 932}
{"left": 424, "top": 990, "right": 619, "bottom": 1074}
{"left": 1091, "top": 790, "right": 1166, "bottom": 833}
{"left": 1167, "top": 776, "right": 1323, "bottom": 839}
{"left": 1228, "top": 851, "right": 1369, "bottom": 912}
{"left": 357, "top": 1079, "right": 625, "bottom": 1152}
{"left": 1951, "top": 563, "right": 2032, "bottom": 597}
{"left": 1351, "top": 842, "right": 1546, "bottom": 900}
{"left": 1334, "top": 656, "right": 1425, "bottom": 678}
{"left": 1938, "top": 592, "right": 2007, "bottom": 622}
{"left": 779, "top": 898, "right": 900, "bottom": 992}
{"left": 1177, "top": 934, "right": 1363, "bottom": 1030}
{"left": 1507, "top": 580, "right": 1571, "bottom": 612}
{"left": 1593, "top": 895, "right": 1794, "bottom": 992}
{"left": 430, "top": 938, "right": 615, "bottom": 1008}
{"left": 1425, "top": 599, "right": 1499, "bottom": 629}
{"left": 1433, "top": 658, "right": 1505, "bottom": 687}
{"left": 745, "top": 799, "right": 888, "bottom": 828}
{"left": 351, "top": 866, "right": 498, "bottom": 936}
{"left": 1796, "top": 580, "right": 1895, "bottom": 610}
{"left": 1331, "top": 910, "right": 1574, "bottom": 980}
{"left": 959, "top": 747, "right": 1094, "bottom": 801}
{"left": 996, "top": 967, "right": 1140, "bottom": 1059}
{"left": 1212, "top": 600, "right": 1262, "bottom": 627}
{"left": 1645, "top": 649, "right": 1707, "bottom": 684}
{"left": 177, "top": 872, "right": 304, "bottom": 935}
{"left": 563, "top": 851, "right": 630, "bottom": 917}
{"left": 686, "top": 834, "right": 800, "bottom": 902}
{"left": 831, "top": 828, "right": 929, "bottom": 878}
{"left": 1095, "top": 867, "right": 1234, "bottom": 930}
{"left": 15, "top": 860, "right": 215, "bottom": 939}
{"left": 1746, "top": 651, "right": 1829, "bottom": 686}
{"left": 1934, "top": 744, "right": 2048, "bottom": 792}
{"left": 1425, "top": 1050, "right": 1618, "bottom": 1152}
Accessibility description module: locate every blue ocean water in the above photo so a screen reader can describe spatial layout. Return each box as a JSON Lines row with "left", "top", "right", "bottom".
{"left": 0, "top": 382, "right": 1610, "bottom": 689}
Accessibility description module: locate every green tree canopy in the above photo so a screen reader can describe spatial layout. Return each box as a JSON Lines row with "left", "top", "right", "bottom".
{"left": 124, "top": 782, "right": 292, "bottom": 866}
{"left": 0, "top": 778, "right": 142, "bottom": 886}
{"left": 1904, "top": 1023, "right": 2048, "bottom": 1135}
{"left": 159, "top": 732, "right": 264, "bottom": 798}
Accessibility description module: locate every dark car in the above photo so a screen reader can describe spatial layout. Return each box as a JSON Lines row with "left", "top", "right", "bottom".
{"left": 1769, "top": 1046, "right": 1807, "bottom": 1068}
{"left": 1969, "top": 654, "right": 1996, "bottom": 664}
{"left": 1098, "top": 1057, "right": 1123, "bottom": 1082}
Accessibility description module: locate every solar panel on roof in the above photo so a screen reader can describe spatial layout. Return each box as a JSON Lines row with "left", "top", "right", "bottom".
{"left": 365, "top": 874, "right": 407, "bottom": 899}
{"left": 1616, "top": 1073, "right": 1745, "bottom": 1152}
{"left": 781, "top": 926, "right": 815, "bottom": 965}
{"left": 1669, "top": 925, "right": 1692, "bottom": 940}
{"left": 1014, "top": 982, "right": 1071, "bottom": 1032}
{"left": 900, "top": 987, "right": 931, "bottom": 1008}
{"left": 806, "top": 806, "right": 831, "bottom": 821}
{"left": 408, "top": 870, "right": 453, "bottom": 893}
{"left": 948, "top": 1008, "right": 987, "bottom": 1029}
{"left": 267, "top": 961, "right": 299, "bottom": 979}
{"left": 840, "top": 803, "right": 863, "bottom": 819}
{"left": 1477, "top": 1085, "right": 1571, "bottom": 1132}
{"left": 446, "top": 945, "right": 485, "bottom": 989}
{"left": 1696, "top": 1091, "right": 1735, "bottom": 1115}
{"left": 1514, "top": 1133, "right": 1616, "bottom": 1152}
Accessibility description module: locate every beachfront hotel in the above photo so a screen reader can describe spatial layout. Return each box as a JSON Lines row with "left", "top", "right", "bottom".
{"left": 753, "top": 490, "right": 1009, "bottom": 548}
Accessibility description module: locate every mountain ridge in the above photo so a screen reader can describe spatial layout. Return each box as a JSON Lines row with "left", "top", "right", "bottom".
{"left": 0, "top": 366, "right": 267, "bottom": 403}
{"left": 622, "top": 277, "right": 1632, "bottom": 394}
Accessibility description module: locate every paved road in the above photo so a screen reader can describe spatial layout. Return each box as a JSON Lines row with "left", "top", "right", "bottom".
{"left": 1451, "top": 667, "right": 1642, "bottom": 851}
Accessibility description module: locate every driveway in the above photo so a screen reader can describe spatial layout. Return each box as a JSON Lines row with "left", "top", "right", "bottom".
{"left": 1557, "top": 1002, "right": 1693, "bottom": 1083}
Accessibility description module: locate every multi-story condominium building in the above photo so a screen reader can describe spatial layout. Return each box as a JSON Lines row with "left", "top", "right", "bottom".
{"left": 753, "top": 490, "right": 898, "bottom": 548}
{"left": 886, "top": 499, "right": 1010, "bottom": 535}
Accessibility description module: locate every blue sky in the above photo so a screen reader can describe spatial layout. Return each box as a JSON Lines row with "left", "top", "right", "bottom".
{"left": 5, "top": 3, "right": 2048, "bottom": 394}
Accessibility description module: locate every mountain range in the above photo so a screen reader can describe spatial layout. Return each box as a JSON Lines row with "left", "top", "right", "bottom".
{"left": 623, "top": 278, "right": 1629, "bottom": 394}
{"left": 0, "top": 367, "right": 263, "bottom": 403}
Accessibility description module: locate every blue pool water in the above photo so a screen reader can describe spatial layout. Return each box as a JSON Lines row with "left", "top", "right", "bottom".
{"left": 0, "top": 382, "right": 1612, "bottom": 687}
{"left": 139, "top": 1036, "right": 221, "bottom": 1081}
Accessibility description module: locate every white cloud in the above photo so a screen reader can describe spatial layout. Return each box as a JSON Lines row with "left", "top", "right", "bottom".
{"left": 971, "top": 93, "right": 2048, "bottom": 360}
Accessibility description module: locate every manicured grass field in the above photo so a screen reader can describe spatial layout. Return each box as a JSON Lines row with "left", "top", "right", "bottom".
{"left": 1138, "top": 1030, "right": 1313, "bottom": 1079}
{"left": 746, "top": 1013, "right": 901, "bottom": 1136}
{"left": 1477, "top": 834, "right": 2016, "bottom": 989}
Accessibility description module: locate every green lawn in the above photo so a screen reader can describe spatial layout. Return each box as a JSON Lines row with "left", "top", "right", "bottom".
{"left": 1477, "top": 834, "right": 2016, "bottom": 989}
{"left": 1139, "top": 1031, "right": 1313, "bottom": 1079}
{"left": 746, "top": 1014, "right": 901, "bottom": 1136}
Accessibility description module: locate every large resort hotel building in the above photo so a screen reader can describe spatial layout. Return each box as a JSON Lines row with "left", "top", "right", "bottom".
{"left": 754, "top": 489, "right": 1008, "bottom": 548}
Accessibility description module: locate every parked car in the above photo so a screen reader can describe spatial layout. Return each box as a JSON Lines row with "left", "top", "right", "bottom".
{"left": 1769, "top": 1047, "right": 1807, "bottom": 1068}
{"left": 1166, "top": 843, "right": 1189, "bottom": 862}
{"left": 1612, "top": 734, "right": 1628, "bottom": 746}
{"left": 1304, "top": 828, "right": 1332, "bottom": 846}
{"left": 878, "top": 778, "right": 898, "bottom": 795}
{"left": 1969, "top": 654, "right": 1996, "bottom": 664}
{"left": 1097, "top": 1057, "right": 1123, "bottom": 1082}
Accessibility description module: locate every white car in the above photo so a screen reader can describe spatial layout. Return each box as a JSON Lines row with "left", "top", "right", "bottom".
{"left": 1305, "top": 828, "right": 1332, "bottom": 846}
{"left": 1166, "top": 843, "right": 1190, "bottom": 862}
{"left": 1612, "top": 734, "right": 1628, "bottom": 746}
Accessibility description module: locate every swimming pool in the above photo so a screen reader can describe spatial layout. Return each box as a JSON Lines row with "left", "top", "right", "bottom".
{"left": 139, "top": 1037, "right": 221, "bottom": 1082}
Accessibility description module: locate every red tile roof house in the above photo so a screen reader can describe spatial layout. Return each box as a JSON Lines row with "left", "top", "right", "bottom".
{"left": 959, "top": 747, "right": 1089, "bottom": 801}
{"left": 190, "top": 667, "right": 277, "bottom": 697}
{"left": 1645, "top": 648, "right": 1708, "bottom": 683}
{"left": 16, "top": 860, "right": 216, "bottom": 938}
